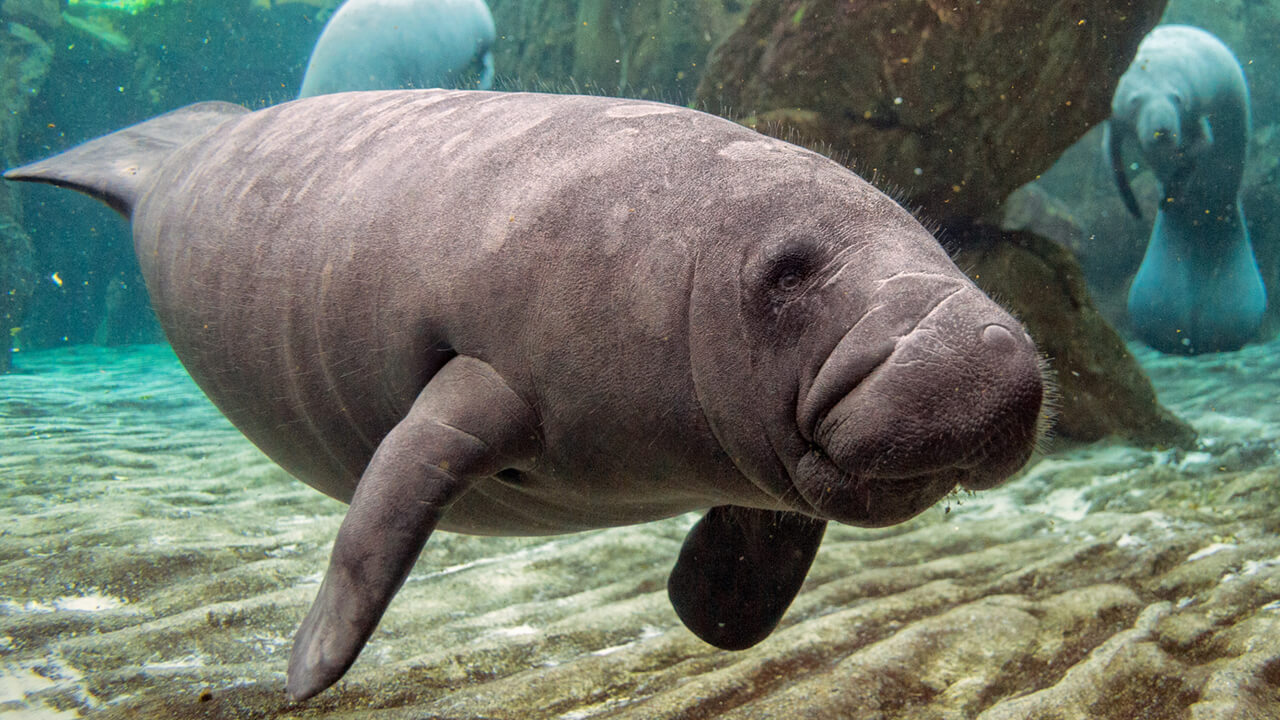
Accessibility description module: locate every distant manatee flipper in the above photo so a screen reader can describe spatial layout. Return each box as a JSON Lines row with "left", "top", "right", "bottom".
{"left": 1103, "top": 121, "right": 1142, "bottom": 219}
{"left": 1108, "top": 24, "right": 1263, "bottom": 354}
{"left": 299, "top": 0, "right": 497, "bottom": 97}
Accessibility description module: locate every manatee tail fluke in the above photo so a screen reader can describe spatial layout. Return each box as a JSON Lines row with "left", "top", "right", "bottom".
{"left": 3, "top": 101, "right": 248, "bottom": 217}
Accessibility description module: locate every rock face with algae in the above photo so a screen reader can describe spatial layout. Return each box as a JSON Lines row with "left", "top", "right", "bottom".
{"left": 2, "top": 342, "right": 1279, "bottom": 718}
{"left": 486, "top": 0, "right": 750, "bottom": 99}
{"left": 0, "top": 17, "right": 52, "bottom": 372}
{"left": 695, "top": 0, "right": 1169, "bottom": 225}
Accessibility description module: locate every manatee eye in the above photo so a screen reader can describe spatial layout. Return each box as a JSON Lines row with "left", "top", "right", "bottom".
{"left": 766, "top": 250, "right": 815, "bottom": 295}
{"left": 746, "top": 239, "right": 831, "bottom": 332}
{"left": 776, "top": 269, "right": 803, "bottom": 292}
{"left": 755, "top": 242, "right": 826, "bottom": 321}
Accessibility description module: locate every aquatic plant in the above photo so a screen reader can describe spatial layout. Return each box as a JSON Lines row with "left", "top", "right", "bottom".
{"left": 60, "top": 12, "right": 132, "bottom": 52}
{"left": 67, "top": 0, "right": 165, "bottom": 15}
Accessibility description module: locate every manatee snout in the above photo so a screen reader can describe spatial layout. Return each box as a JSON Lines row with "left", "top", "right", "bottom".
{"left": 1134, "top": 95, "right": 1189, "bottom": 175}
{"left": 799, "top": 284, "right": 1045, "bottom": 526}
{"left": 1137, "top": 97, "right": 1183, "bottom": 149}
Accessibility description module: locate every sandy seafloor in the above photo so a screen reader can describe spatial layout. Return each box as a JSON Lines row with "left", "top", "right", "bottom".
{"left": 2, "top": 340, "right": 1279, "bottom": 720}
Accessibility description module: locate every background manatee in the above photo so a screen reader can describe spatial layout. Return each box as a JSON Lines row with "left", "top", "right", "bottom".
{"left": 299, "top": 0, "right": 495, "bottom": 97}
{"left": 1107, "top": 24, "right": 1263, "bottom": 354}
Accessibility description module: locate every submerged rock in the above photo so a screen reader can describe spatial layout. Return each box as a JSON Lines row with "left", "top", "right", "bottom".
{"left": 0, "top": 216, "right": 33, "bottom": 373}
{"left": 487, "top": 0, "right": 750, "bottom": 99}
{"left": 696, "top": 0, "right": 1168, "bottom": 224}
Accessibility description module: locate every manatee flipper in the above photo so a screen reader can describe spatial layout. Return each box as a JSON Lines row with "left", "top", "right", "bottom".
{"left": 3, "top": 102, "right": 247, "bottom": 217}
{"left": 1199, "top": 114, "right": 1215, "bottom": 147}
{"left": 479, "top": 51, "right": 495, "bottom": 90}
{"left": 1105, "top": 121, "right": 1142, "bottom": 219}
{"left": 668, "top": 506, "right": 826, "bottom": 650}
{"left": 285, "top": 356, "right": 539, "bottom": 701}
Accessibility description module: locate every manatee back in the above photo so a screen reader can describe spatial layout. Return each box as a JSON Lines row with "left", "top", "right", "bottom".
{"left": 102, "top": 90, "right": 792, "bottom": 508}
{"left": 7, "top": 89, "right": 881, "bottom": 522}
{"left": 4, "top": 102, "right": 249, "bottom": 216}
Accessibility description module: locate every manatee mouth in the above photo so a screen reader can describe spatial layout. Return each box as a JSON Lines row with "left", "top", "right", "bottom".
{"left": 793, "top": 448, "right": 965, "bottom": 528}
{"left": 793, "top": 415, "right": 1038, "bottom": 528}
{"left": 794, "top": 286, "right": 1047, "bottom": 527}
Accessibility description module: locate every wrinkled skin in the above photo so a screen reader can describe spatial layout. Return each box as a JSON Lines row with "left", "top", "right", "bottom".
{"left": 1107, "top": 24, "right": 1263, "bottom": 354}
{"left": 5, "top": 89, "right": 1047, "bottom": 701}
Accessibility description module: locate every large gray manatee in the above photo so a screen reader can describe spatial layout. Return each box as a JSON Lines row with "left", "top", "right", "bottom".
{"left": 5, "top": 90, "right": 1047, "bottom": 700}
{"left": 299, "top": 0, "right": 495, "bottom": 97}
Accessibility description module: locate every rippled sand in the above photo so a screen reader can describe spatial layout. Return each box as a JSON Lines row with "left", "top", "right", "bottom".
{"left": 2, "top": 342, "right": 1279, "bottom": 718}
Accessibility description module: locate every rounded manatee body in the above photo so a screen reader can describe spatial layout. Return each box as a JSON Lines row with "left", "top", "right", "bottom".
{"left": 298, "top": 0, "right": 495, "bottom": 97}
{"left": 5, "top": 90, "right": 1047, "bottom": 700}
{"left": 1107, "top": 24, "right": 1262, "bottom": 354}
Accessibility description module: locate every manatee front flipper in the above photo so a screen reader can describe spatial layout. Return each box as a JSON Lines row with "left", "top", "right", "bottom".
{"left": 1198, "top": 115, "right": 1215, "bottom": 148}
{"left": 668, "top": 507, "right": 826, "bottom": 650}
{"left": 1105, "top": 121, "right": 1142, "bottom": 219}
{"left": 286, "top": 356, "right": 539, "bottom": 701}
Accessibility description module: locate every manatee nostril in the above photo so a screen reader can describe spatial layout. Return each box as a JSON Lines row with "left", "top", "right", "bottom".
{"left": 979, "top": 323, "right": 1018, "bottom": 353}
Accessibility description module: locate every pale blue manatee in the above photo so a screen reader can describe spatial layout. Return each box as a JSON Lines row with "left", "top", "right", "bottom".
{"left": 1106, "top": 24, "right": 1262, "bottom": 354}
{"left": 299, "top": 0, "right": 495, "bottom": 97}
{"left": 5, "top": 89, "right": 1047, "bottom": 700}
